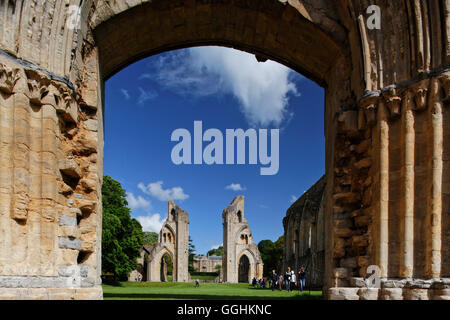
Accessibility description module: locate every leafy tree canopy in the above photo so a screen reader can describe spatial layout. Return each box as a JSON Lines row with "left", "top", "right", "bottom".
{"left": 207, "top": 246, "right": 223, "bottom": 257}
{"left": 143, "top": 231, "right": 159, "bottom": 245}
{"left": 257, "top": 236, "right": 284, "bottom": 276}
{"left": 102, "top": 175, "right": 144, "bottom": 280}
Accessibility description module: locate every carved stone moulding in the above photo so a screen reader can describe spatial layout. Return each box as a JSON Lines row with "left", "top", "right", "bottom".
{"left": 438, "top": 72, "right": 450, "bottom": 104}
{"left": 23, "top": 68, "right": 79, "bottom": 125}
{"left": 0, "top": 63, "right": 21, "bottom": 94}
{"left": 381, "top": 86, "right": 402, "bottom": 118}
{"left": 358, "top": 91, "right": 380, "bottom": 129}
{"left": 0, "top": 58, "right": 80, "bottom": 127}
{"left": 413, "top": 87, "right": 428, "bottom": 111}
{"left": 24, "top": 69, "right": 51, "bottom": 105}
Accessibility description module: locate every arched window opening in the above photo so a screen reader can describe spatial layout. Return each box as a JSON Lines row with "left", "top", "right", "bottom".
{"left": 237, "top": 211, "right": 242, "bottom": 223}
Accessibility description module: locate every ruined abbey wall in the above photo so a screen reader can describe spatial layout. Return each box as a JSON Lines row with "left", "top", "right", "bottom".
{"left": 283, "top": 176, "right": 325, "bottom": 289}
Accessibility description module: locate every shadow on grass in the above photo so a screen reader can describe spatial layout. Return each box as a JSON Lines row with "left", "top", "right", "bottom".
{"left": 103, "top": 292, "right": 322, "bottom": 300}
{"left": 102, "top": 280, "right": 123, "bottom": 287}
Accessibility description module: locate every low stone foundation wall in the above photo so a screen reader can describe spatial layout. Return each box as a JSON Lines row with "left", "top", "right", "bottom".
{"left": 328, "top": 278, "right": 450, "bottom": 300}
{"left": 0, "top": 287, "right": 102, "bottom": 300}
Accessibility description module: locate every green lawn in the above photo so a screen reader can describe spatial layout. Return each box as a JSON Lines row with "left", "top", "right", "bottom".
{"left": 191, "top": 275, "right": 218, "bottom": 280}
{"left": 102, "top": 282, "right": 323, "bottom": 300}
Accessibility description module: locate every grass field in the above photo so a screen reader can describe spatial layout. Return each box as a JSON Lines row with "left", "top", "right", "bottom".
{"left": 102, "top": 282, "right": 323, "bottom": 300}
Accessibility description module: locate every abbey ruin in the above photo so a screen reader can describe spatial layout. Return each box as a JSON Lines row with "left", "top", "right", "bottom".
{"left": 147, "top": 201, "right": 190, "bottom": 282}
{"left": 222, "top": 196, "right": 264, "bottom": 283}
{"left": 0, "top": 0, "right": 448, "bottom": 299}
{"left": 283, "top": 176, "right": 326, "bottom": 289}
{"left": 129, "top": 201, "right": 189, "bottom": 282}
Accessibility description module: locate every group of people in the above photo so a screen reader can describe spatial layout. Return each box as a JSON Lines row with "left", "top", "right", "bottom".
{"left": 251, "top": 278, "right": 267, "bottom": 289}
{"left": 268, "top": 266, "right": 307, "bottom": 292}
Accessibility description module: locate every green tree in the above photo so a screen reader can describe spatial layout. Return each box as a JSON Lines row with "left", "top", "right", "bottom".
{"left": 102, "top": 175, "right": 144, "bottom": 280}
{"left": 258, "top": 236, "right": 284, "bottom": 276}
{"left": 271, "top": 236, "right": 284, "bottom": 270}
{"left": 207, "top": 246, "right": 223, "bottom": 257}
{"left": 143, "top": 231, "right": 159, "bottom": 245}
{"left": 257, "top": 240, "right": 273, "bottom": 262}
{"left": 162, "top": 253, "right": 173, "bottom": 275}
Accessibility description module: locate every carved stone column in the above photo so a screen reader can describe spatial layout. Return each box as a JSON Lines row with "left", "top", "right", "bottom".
{"left": 329, "top": 70, "right": 450, "bottom": 300}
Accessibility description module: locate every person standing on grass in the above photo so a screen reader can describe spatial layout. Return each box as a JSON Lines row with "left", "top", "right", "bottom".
{"left": 195, "top": 279, "right": 200, "bottom": 287}
{"left": 290, "top": 270, "right": 296, "bottom": 292}
{"left": 298, "top": 266, "right": 306, "bottom": 293}
{"left": 278, "top": 273, "right": 283, "bottom": 291}
{"left": 270, "top": 270, "right": 278, "bottom": 291}
{"left": 284, "top": 267, "right": 292, "bottom": 292}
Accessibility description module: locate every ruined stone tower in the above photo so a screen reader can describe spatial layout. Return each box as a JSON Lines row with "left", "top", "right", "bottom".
{"left": 146, "top": 201, "right": 189, "bottom": 282}
{"left": 222, "top": 196, "right": 263, "bottom": 283}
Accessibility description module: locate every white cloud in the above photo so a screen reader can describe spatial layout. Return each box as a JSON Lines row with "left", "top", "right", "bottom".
{"left": 136, "top": 214, "right": 165, "bottom": 233}
{"left": 138, "top": 181, "right": 189, "bottom": 201}
{"left": 121, "top": 88, "right": 130, "bottom": 100}
{"left": 225, "top": 183, "right": 246, "bottom": 192}
{"left": 148, "top": 47, "right": 300, "bottom": 126}
{"left": 290, "top": 195, "right": 298, "bottom": 203}
{"left": 259, "top": 204, "right": 268, "bottom": 209}
{"left": 126, "top": 192, "right": 151, "bottom": 211}
{"left": 137, "top": 87, "right": 157, "bottom": 105}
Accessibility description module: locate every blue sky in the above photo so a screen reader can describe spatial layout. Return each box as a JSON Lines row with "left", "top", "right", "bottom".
{"left": 104, "top": 46, "right": 324, "bottom": 255}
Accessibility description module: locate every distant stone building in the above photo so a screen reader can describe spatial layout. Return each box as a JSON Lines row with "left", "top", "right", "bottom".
{"left": 129, "top": 201, "right": 189, "bottom": 282}
{"left": 282, "top": 176, "right": 325, "bottom": 289}
{"left": 193, "top": 255, "right": 222, "bottom": 273}
{"left": 222, "top": 196, "right": 264, "bottom": 283}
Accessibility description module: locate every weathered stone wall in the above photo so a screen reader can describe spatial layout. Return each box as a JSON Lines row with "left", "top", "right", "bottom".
{"left": 0, "top": 53, "right": 102, "bottom": 300}
{"left": 128, "top": 245, "right": 154, "bottom": 282}
{"left": 329, "top": 73, "right": 450, "bottom": 300}
{"left": 0, "top": 0, "right": 448, "bottom": 299}
{"left": 283, "top": 176, "right": 325, "bottom": 289}
{"left": 222, "top": 196, "right": 264, "bottom": 283}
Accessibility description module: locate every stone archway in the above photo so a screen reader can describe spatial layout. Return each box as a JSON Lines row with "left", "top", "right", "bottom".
{"left": 147, "top": 246, "right": 176, "bottom": 282}
{"left": 146, "top": 201, "right": 189, "bottom": 282}
{"left": 236, "top": 249, "right": 259, "bottom": 284}
{"left": 238, "top": 255, "right": 250, "bottom": 283}
{"left": 0, "top": 0, "right": 448, "bottom": 300}
{"left": 160, "top": 253, "right": 173, "bottom": 282}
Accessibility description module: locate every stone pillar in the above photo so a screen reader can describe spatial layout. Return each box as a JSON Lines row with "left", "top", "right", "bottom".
{"left": 175, "top": 211, "right": 189, "bottom": 282}
{"left": 400, "top": 91, "right": 415, "bottom": 279}
{"left": 427, "top": 79, "right": 443, "bottom": 279}
{"left": 377, "top": 102, "right": 389, "bottom": 278}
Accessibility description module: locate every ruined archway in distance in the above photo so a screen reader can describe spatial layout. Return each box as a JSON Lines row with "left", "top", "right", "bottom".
{"left": 238, "top": 254, "right": 250, "bottom": 283}
{"left": 0, "top": 0, "right": 448, "bottom": 300}
{"left": 160, "top": 253, "right": 173, "bottom": 282}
